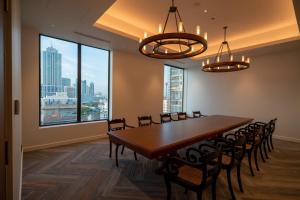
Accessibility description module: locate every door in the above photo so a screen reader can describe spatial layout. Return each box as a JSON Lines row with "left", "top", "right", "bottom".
{"left": 0, "top": 0, "right": 6, "bottom": 199}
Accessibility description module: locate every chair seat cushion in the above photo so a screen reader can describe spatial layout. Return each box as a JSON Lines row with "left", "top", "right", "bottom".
{"left": 222, "top": 154, "right": 232, "bottom": 165}
{"left": 178, "top": 165, "right": 210, "bottom": 185}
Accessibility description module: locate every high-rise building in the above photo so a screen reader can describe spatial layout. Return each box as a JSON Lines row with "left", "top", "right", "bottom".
{"left": 41, "top": 47, "right": 62, "bottom": 97}
{"left": 89, "top": 82, "right": 95, "bottom": 96}
{"left": 62, "top": 77, "right": 71, "bottom": 88}
{"left": 81, "top": 80, "right": 87, "bottom": 96}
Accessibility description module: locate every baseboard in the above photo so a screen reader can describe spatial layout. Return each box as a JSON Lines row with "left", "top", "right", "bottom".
{"left": 23, "top": 134, "right": 108, "bottom": 152}
{"left": 273, "top": 135, "right": 300, "bottom": 143}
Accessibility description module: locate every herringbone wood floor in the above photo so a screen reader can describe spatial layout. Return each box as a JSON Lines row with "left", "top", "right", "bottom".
{"left": 22, "top": 139, "right": 300, "bottom": 200}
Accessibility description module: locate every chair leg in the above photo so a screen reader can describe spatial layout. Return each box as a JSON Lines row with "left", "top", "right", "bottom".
{"left": 196, "top": 190, "right": 203, "bottom": 200}
{"left": 270, "top": 135, "right": 274, "bottom": 150}
{"left": 263, "top": 141, "right": 269, "bottom": 159}
{"left": 121, "top": 145, "right": 125, "bottom": 155}
{"left": 237, "top": 164, "right": 243, "bottom": 192}
{"left": 259, "top": 145, "right": 265, "bottom": 163}
{"left": 109, "top": 140, "right": 112, "bottom": 158}
{"left": 247, "top": 150, "right": 255, "bottom": 176}
{"left": 254, "top": 147, "right": 260, "bottom": 171}
{"left": 212, "top": 178, "right": 217, "bottom": 200}
{"left": 266, "top": 136, "right": 272, "bottom": 152}
{"left": 227, "top": 169, "right": 236, "bottom": 200}
{"left": 115, "top": 144, "right": 120, "bottom": 167}
{"left": 164, "top": 176, "right": 171, "bottom": 200}
{"left": 134, "top": 151, "right": 137, "bottom": 161}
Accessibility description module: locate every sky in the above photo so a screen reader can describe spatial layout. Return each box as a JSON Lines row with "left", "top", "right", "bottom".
{"left": 40, "top": 35, "right": 109, "bottom": 96}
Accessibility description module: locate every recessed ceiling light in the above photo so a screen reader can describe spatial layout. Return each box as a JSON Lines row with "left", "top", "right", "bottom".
{"left": 204, "top": 9, "right": 208, "bottom": 13}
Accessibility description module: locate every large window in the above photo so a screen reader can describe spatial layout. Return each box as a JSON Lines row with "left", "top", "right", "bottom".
{"left": 163, "top": 65, "right": 184, "bottom": 113}
{"left": 40, "top": 35, "right": 110, "bottom": 126}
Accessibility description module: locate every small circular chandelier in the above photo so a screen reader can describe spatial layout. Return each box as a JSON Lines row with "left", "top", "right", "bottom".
{"left": 139, "top": 0, "right": 208, "bottom": 59}
{"left": 202, "top": 26, "right": 250, "bottom": 72}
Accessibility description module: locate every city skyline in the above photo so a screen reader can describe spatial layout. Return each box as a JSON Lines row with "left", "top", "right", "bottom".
{"left": 40, "top": 35, "right": 109, "bottom": 96}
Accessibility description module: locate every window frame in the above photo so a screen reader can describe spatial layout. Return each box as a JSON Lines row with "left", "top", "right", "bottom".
{"left": 163, "top": 64, "right": 184, "bottom": 113}
{"left": 39, "top": 34, "right": 110, "bottom": 127}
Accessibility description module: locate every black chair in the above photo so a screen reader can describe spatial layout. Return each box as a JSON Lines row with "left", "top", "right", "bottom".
{"left": 212, "top": 133, "right": 247, "bottom": 200}
{"left": 107, "top": 118, "right": 137, "bottom": 167}
{"left": 177, "top": 112, "right": 187, "bottom": 120}
{"left": 193, "top": 111, "right": 206, "bottom": 118}
{"left": 138, "top": 115, "right": 160, "bottom": 127}
{"left": 239, "top": 123, "right": 265, "bottom": 176}
{"left": 160, "top": 113, "right": 172, "bottom": 123}
{"left": 254, "top": 118, "right": 277, "bottom": 152}
{"left": 163, "top": 145, "right": 223, "bottom": 200}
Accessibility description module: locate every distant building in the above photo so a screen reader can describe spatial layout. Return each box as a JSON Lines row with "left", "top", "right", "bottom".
{"left": 89, "top": 82, "right": 95, "bottom": 96}
{"left": 62, "top": 77, "right": 71, "bottom": 88}
{"left": 41, "top": 47, "right": 62, "bottom": 97}
{"left": 64, "top": 86, "right": 76, "bottom": 98}
{"left": 81, "top": 80, "right": 87, "bottom": 96}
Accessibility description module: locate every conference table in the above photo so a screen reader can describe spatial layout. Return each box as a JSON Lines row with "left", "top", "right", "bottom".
{"left": 107, "top": 115, "right": 253, "bottom": 166}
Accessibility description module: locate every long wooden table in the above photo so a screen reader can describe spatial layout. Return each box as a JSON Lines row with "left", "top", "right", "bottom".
{"left": 108, "top": 115, "right": 253, "bottom": 160}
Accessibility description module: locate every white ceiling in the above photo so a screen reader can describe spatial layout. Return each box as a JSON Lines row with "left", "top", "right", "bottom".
{"left": 22, "top": 0, "right": 300, "bottom": 66}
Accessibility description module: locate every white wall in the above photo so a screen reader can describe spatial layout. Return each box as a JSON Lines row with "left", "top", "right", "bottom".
{"left": 186, "top": 43, "right": 300, "bottom": 141}
{"left": 22, "top": 26, "right": 164, "bottom": 150}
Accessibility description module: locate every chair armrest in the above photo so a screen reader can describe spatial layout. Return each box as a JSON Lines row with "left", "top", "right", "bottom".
{"left": 167, "top": 156, "right": 205, "bottom": 170}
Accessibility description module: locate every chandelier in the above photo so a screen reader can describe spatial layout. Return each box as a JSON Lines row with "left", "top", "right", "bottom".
{"left": 138, "top": 0, "right": 208, "bottom": 59}
{"left": 202, "top": 26, "right": 250, "bottom": 72}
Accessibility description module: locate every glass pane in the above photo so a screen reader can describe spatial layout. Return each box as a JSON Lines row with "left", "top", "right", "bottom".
{"left": 81, "top": 45, "right": 109, "bottom": 121}
{"left": 163, "top": 65, "right": 184, "bottom": 113}
{"left": 40, "top": 35, "right": 78, "bottom": 125}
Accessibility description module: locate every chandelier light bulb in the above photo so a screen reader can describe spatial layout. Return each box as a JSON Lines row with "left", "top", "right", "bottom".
{"left": 191, "top": 46, "right": 194, "bottom": 52}
{"left": 206, "top": 58, "right": 210, "bottom": 64}
{"left": 139, "top": 38, "right": 142, "bottom": 43}
{"left": 246, "top": 57, "right": 250, "bottom": 63}
{"left": 165, "top": 49, "right": 168, "bottom": 54}
{"left": 202, "top": 61, "right": 205, "bottom": 67}
{"left": 217, "top": 67, "right": 220, "bottom": 70}
{"left": 196, "top": 25, "right": 200, "bottom": 35}
{"left": 179, "top": 21, "right": 183, "bottom": 32}
{"left": 230, "top": 55, "right": 233, "bottom": 61}
{"left": 144, "top": 32, "right": 148, "bottom": 39}
{"left": 143, "top": 45, "right": 146, "bottom": 51}
{"left": 227, "top": 66, "right": 230, "bottom": 69}
{"left": 242, "top": 56, "right": 245, "bottom": 62}
{"left": 217, "top": 56, "right": 220, "bottom": 62}
{"left": 204, "top": 32, "right": 208, "bottom": 40}
{"left": 158, "top": 24, "right": 162, "bottom": 33}
{"left": 237, "top": 64, "right": 240, "bottom": 68}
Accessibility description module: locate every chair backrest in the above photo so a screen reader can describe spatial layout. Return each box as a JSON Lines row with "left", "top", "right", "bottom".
{"left": 270, "top": 118, "right": 277, "bottom": 134}
{"left": 160, "top": 113, "right": 172, "bottom": 123}
{"left": 107, "top": 118, "right": 126, "bottom": 131}
{"left": 177, "top": 112, "right": 187, "bottom": 120}
{"left": 193, "top": 111, "right": 202, "bottom": 118}
{"left": 138, "top": 115, "right": 153, "bottom": 127}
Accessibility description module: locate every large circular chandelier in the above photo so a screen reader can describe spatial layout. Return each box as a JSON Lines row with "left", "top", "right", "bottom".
{"left": 202, "top": 26, "right": 250, "bottom": 72}
{"left": 139, "top": 0, "right": 208, "bottom": 59}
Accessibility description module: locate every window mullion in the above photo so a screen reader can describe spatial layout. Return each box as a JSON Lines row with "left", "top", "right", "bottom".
{"left": 77, "top": 44, "right": 82, "bottom": 122}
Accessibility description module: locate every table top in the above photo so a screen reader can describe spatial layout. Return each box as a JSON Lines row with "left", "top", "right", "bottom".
{"left": 108, "top": 115, "right": 253, "bottom": 159}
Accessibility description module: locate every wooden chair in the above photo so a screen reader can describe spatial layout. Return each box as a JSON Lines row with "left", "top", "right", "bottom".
{"left": 160, "top": 113, "right": 172, "bottom": 123}
{"left": 193, "top": 111, "right": 206, "bottom": 118}
{"left": 163, "top": 145, "right": 223, "bottom": 200}
{"left": 239, "top": 123, "right": 266, "bottom": 176}
{"left": 107, "top": 118, "right": 137, "bottom": 167}
{"left": 211, "top": 133, "right": 247, "bottom": 200}
{"left": 138, "top": 115, "right": 160, "bottom": 127}
{"left": 177, "top": 112, "right": 187, "bottom": 120}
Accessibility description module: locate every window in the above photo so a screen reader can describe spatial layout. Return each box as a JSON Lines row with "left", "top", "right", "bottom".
{"left": 163, "top": 65, "right": 184, "bottom": 113}
{"left": 40, "top": 35, "right": 110, "bottom": 126}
